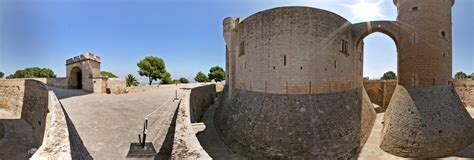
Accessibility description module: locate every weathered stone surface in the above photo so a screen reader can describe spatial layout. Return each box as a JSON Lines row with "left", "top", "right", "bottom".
{"left": 0, "top": 79, "right": 71, "bottom": 159}
{"left": 380, "top": 85, "right": 474, "bottom": 158}
{"left": 216, "top": 88, "right": 374, "bottom": 159}
{"left": 172, "top": 84, "right": 215, "bottom": 160}
{"left": 364, "top": 80, "right": 397, "bottom": 110}
{"left": 454, "top": 80, "right": 474, "bottom": 108}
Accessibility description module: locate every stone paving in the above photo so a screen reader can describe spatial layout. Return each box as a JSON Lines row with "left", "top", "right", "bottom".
{"left": 51, "top": 85, "right": 186, "bottom": 160}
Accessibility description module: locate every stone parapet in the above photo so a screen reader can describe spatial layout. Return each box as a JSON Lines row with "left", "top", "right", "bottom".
{"left": 171, "top": 84, "right": 215, "bottom": 160}
{"left": 66, "top": 52, "right": 101, "bottom": 65}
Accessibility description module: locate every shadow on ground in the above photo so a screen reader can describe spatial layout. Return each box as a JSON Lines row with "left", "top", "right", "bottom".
{"left": 49, "top": 87, "right": 89, "bottom": 100}
{"left": 61, "top": 106, "right": 93, "bottom": 160}
{"left": 155, "top": 107, "right": 178, "bottom": 160}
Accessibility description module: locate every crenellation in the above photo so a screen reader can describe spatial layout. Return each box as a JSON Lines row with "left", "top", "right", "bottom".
{"left": 66, "top": 52, "right": 101, "bottom": 65}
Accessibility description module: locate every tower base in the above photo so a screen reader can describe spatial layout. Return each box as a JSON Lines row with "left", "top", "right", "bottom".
{"left": 380, "top": 85, "right": 474, "bottom": 158}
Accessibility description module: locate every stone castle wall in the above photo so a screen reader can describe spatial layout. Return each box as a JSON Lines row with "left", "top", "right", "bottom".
{"left": 0, "top": 79, "right": 71, "bottom": 159}
{"left": 220, "top": 1, "right": 472, "bottom": 158}
{"left": 364, "top": 79, "right": 474, "bottom": 109}
{"left": 394, "top": 0, "right": 454, "bottom": 86}
{"left": 363, "top": 80, "right": 397, "bottom": 109}
{"left": 189, "top": 84, "right": 215, "bottom": 123}
{"left": 232, "top": 7, "right": 359, "bottom": 94}
{"left": 218, "top": 7, "right": 376, "bottom": 159}
{"left": 0, "top": 80, "right": 25, "bottom": 117}
{"left": 454, "top": 80, "right": 474, "bottom": 107}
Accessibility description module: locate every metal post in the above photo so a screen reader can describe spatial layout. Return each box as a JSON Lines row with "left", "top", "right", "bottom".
{"left": 141, "top": 118, "right": 148, "bottom": 148}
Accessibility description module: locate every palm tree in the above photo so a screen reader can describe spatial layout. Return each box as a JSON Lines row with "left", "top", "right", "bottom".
{"left": 126, "top": 74, "right": 139, "bottom": 87}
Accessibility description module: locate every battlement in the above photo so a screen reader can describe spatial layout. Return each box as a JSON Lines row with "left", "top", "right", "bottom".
{"left": 66, "top": 52, "right": 101, "bottom": 65}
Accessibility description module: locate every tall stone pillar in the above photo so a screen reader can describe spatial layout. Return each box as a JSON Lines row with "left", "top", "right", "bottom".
{"left": 380, "top": 0, "right": 474, "bottom": 158}
{"left": 223, "top": 17, "right": 240, "bottom": 98}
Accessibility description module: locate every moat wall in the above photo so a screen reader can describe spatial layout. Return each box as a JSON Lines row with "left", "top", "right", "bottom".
{"left": 364, "top": 80, "right": 474, "bottom": 108}
{"left": 0, "top": 79, "right": 71, "bottom": 159}
{"left": 216, "top": 87, "right": 376, "bottom": 159}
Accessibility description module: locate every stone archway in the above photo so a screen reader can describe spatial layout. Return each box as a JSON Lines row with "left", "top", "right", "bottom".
{"left": 353, "top": 21, "right": 401, "bottom": 82}
{"left": 353, "top": 21, "right": 400, "bottom": 110}
{"left": 69, "top": 67, "right": 83, "bottom": 89}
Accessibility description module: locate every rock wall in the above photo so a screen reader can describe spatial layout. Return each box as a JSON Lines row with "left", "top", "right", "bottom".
{"left": 108, "top": 78, "right": 126, "bottom": 93}
{"left": 380, "top": 85, "right": 473, "bottom": 158}
{"left": 454, "top": 80, "right": 474, "bottom": 107}
{"left": 0, "top": 79, "right": 71, "bottom": 159}
{"left": 216, "top": 87, "right": 375, "bottom": 159}
{"left": 364, "top": 80, "right": 474, "bottom": 109}
{"left": 0, "top": 79, "right": 25, "bottom": 117}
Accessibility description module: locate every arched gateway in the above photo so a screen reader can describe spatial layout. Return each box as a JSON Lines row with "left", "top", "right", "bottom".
{"left": 65, "top": 52, "right": 104, "bottom": 93}
{"left": 218, "top": 0, "right": 473, "bottom": 159}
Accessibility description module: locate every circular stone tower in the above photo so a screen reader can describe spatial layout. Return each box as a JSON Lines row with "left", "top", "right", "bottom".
{"left": 380, "top": 0, "right": 474, "bottom": 158}
{"left": 217, "top": 7, "right": 376, "bottom": 159}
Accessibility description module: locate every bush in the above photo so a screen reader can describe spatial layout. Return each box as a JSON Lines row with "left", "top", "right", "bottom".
{"left": 160, "top": 72, "right": 172, "bottom": 84}
{"left": 208, "top": 66, "right": 226, "bottom": 82}
{"left": 7, "top": 67, "right": 56, "bottom": 79}
{"left": 454, "top": 72, "right": 467, "bottom": 80}
{"left": 194, "top": 72, "right": 209, "bottom": 82}
{"left": 381, "top": 71, "right": 397, "bottom": 80}
{"left": 179, "top": 77, "right": 189, "bottom": 83}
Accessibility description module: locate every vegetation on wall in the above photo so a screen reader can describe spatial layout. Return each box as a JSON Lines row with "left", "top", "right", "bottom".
{"left": 6, "top": 67, "right": 56, "bottom": 79}
{"left": 381, "top": 71, "right": 397, "bottom": 80}
{"left": 137, "top": 56, "right": 167, "bottom": 85}
{"left": 126, "top": 74, "right": 139, "bottom": 87}
{"left": 194, "top": 71, "right": 210, "bottom": 82}
{"left": 100, "top": 71, "right": 118, "bottom": 78}
{"left": 208, "top": 66, "right": 226, "bottom": 82}
{"left": 179, "top": 77, "right": 189, "bottom": 83}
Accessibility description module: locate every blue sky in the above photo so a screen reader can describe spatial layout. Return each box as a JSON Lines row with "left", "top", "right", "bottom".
{"left": 1, "top": 0, "right": 472, "bottom": 82}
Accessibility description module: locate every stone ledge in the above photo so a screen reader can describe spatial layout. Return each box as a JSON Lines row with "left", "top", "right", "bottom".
{"left": 171, "top": 85, "right": 214, "bottom": 160}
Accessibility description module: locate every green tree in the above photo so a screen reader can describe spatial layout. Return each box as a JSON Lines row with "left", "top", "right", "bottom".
{"left": 454, "top": 72, "right": 467, "bottom": 80}
{"left": 208, "top": 66, "right": 226, "bottom": 82}
{"left": 100, "top": 71, "right": 118, "bottom": 78}
{"left": 381, "top": 71, "right": 397, "bottom": 80}
{"left": 194, "top": 72, "right": 209, "bottom": 82}
{"left": 160, "top": 72, "right": 172, "bottom": 84}
{"left": 125, "top": 74, "right": 139, "bottom": 87}
{"left": 6, "top": 67, "right": 56, "bottom": 79}
{"left": 137, "top": 56, "right": 167, "bottom": 85}
{"left": 0, "top": 71, "right": 4, "bottom": 78}
{"left": 172, "top": 79, "right": 181, "bottom": 84}
{"left": 179, "top": 77, "right": 189, "bottom": 83}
